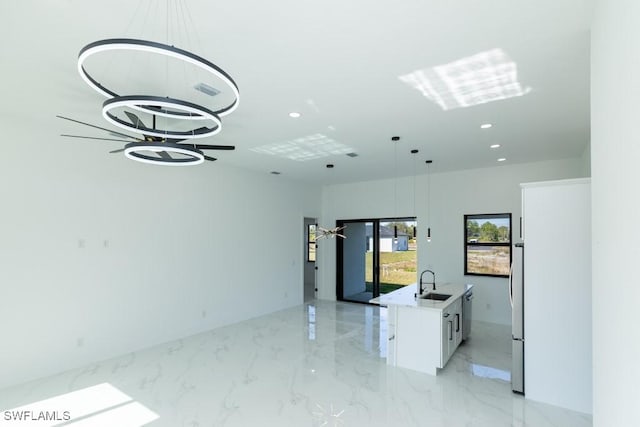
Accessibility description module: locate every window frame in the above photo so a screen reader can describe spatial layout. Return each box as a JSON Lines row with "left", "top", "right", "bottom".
{"left": 464, "top": 213, "right": 512, "bottom": 277}
{"left": 307, "top": 223, "right": 317, "bottom": 262}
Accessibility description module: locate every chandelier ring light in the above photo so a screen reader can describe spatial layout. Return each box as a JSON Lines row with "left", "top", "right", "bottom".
{"left": 124, "top": 141, "right": 205, "bottom": 166}
{"left": 103, "top": 95, "right": 222, "bottom": 139}
{"left": 78, "top": 38, "right": 240, "bottom": 118}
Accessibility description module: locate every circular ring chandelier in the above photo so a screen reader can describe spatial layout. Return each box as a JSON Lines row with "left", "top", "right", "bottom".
{"left": 124, "top": 141, "right": 204, "bottom": 166}
{"left": 78, "top": 38, "right": 240, "bottom": 118}
{"left": 103, "top": 95, "right": 222, "bottom": 139}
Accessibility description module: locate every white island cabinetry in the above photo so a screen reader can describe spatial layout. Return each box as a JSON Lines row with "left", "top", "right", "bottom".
{"left": 371, "top": 283, "right": 471, "bottom": 375}
{"left": 441, "top": 297, "right": 463, "bottom": 367}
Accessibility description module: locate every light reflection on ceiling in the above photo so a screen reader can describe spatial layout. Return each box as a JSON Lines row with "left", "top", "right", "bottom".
{"left": 398, "top": 48, "right": 531, "bottom": 110}
{"left": 250, "top": 134, "right": 353, "bottom": 161}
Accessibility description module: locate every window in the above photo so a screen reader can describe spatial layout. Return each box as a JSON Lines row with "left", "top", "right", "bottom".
{"left": 307, "top": 224, "right": 317, "bottom": 262}
{"left": 464, "top": 213, "right": 512, "bottom": 277}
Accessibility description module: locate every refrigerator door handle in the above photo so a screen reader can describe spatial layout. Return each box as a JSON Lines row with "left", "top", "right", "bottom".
{"left": 508, "top": 263, "right": 514, "bottom": 308}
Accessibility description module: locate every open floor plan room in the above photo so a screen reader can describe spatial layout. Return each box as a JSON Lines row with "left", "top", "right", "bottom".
{"left": 2, "top": 1, "right": 639, "bottom": 425}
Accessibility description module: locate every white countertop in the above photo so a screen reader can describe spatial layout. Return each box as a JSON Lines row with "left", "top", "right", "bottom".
{"left": 370, "top": 282, "right": 473, "bottom": 310}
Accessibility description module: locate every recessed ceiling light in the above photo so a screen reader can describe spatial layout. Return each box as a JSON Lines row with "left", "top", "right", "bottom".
{"left": 270, "top": 171, "right": 281, "bottom": 175}
{"left": 480, "top": 123, "right": 492, "bottom": 129}
{"left": 289, "top": 112, "right": 301, "bottom": 118}
{"left": 497, "top": 158, "right": 507, "bottom": 162}
{"left": 490, "top": 144, "right": 501, "bottom": 149}
{"left": 326, "top": 164, "right": 334, "bottom": 168}
{"left": 346, "top": 152, "right": 358, "bottom": 158}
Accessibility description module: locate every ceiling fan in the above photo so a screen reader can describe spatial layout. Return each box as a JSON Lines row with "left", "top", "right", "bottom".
{"left": 57, "top": 110, "right": 235, "bottom": 165}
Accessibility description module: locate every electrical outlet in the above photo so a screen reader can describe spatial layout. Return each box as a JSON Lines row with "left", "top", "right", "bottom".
{"left": 486, "top": 303, "right": 491, "bottom": 310}
{"left": 201, "top": 310, "right": 207, "bottom": 318}
{"left": 76, "top": 337, "right": 84, "bottom": 348}
{"left": 78, "top": 239, "right": 85, "bottom": 249}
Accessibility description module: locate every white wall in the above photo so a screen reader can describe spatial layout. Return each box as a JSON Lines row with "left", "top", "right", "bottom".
{"left": 580, "top": 142, "right": 591, "bottom": 177}
{"left": 0, "top": 156, "right": 320, "bottom": 389}
{"left": 318, "top": 158, "right": 586, "bottom": 324}
{"left": 591, "top": 1, "right": 640, "bottom": 425}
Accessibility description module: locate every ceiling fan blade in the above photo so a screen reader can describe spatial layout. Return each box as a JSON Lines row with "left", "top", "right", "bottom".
{"left": 124, "top": 111, "right": 147, "bottom": 129}
{"left": 109, "top": 148, "right": 125, "bottom": 154}
{"left": 204, "top": 155, "right": 217, "bottom": 161}
{"left": 61, "top": 134, "right": 138, "bottom": 143}
{"left": 192, "top": 126, "right": 217, "bottom": 134}
{"left": 56, "top": 115, "right": 141, "bottom": 141}
{"left": 109, "top": 131, "right": 129, "bottom": 138}
{"left": 194, "top": 144, "right": 235, "bottom": 151}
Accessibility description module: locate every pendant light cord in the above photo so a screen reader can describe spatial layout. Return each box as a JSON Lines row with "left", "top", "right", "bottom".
{"left": 392, "top": 137, "right": 400, "bottom": 241}
{"left": 427, "top": 162, "right": 430, "bottom": 224}
{"left": 411, "top": 149, "right": 418, "bottom": 238}
{"left": 413, "top": 152, "right": 417, "bottom": 216}
{"left": 427, "top": 160, "right": 432, "bottom": 241}
{"left": 394, "top": 141, "right": 398, "bottom": 221}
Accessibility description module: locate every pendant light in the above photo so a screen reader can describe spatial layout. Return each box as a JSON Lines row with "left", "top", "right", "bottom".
{"left": 426, "top": 160, "right": 433, "bottom": 242}
{"left": 392, "top": 136, "right": 400, "bottom": 244}
{"left": 411, "top": 149, "right": 419, "bottom": 238}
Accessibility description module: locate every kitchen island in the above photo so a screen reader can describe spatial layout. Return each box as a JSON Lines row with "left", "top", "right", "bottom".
{"left": 370, "top": 283, "right": 473, "bottom": 375}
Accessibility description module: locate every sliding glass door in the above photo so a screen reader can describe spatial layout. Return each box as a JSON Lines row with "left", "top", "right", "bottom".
{"left": 337, "top": 218, "right": 417, "bottom": 303}
{"left": 337, "top": 220, "right": 375, "bottom": 303}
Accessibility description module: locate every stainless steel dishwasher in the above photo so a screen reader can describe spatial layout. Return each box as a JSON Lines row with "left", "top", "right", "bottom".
{"left": 462, "top": 288, "right": 473, "bottom": 341}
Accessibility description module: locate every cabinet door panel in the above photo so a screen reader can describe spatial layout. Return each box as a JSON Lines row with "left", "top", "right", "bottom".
{"left": 441, "top": 310, "right": 451, "bottom": 366}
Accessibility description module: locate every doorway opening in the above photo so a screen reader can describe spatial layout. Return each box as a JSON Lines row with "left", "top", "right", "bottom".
{"left": 337, "top": 217, "right": 417, "bottom": 303}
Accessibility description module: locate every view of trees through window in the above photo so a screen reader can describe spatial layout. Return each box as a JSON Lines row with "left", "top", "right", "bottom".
{"left": 466, "top": 219, "right": 510, "bottom": 243}
{"left": 465, "top": 213, "right": 512, "bottom": 276}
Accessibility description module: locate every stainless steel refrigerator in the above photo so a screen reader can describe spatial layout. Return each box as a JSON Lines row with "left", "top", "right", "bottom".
{"left": 509, "top": 242, "right": 524, "bottom": 394}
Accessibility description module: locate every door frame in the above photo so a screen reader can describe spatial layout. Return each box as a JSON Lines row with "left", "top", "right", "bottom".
{"left": 303, "top": 217, "right": 317, "bottom": 302}
{"left": 336, "top": 217, "right": 416, "bottom": 303}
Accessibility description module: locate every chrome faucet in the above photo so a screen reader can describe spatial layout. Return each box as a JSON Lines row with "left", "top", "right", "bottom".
{"left": 419, "top": 269, "right": 436, "bottom": 295}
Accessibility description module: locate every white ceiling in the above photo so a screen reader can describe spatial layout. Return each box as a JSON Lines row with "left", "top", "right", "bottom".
{"left": 0, "top": 0, "right": 592, "bottom": 185}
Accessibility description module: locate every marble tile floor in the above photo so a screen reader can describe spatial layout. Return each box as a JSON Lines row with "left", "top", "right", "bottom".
{"left": 0, "top": 301, "right": 592, "bottom": 426}
{"left": 342, "top": 291, "right": 374, "bottom": 304}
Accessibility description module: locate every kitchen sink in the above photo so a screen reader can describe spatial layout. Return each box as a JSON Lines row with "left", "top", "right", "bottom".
{"left": 419, "top": 292, "right": 452, "bottom": 301}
